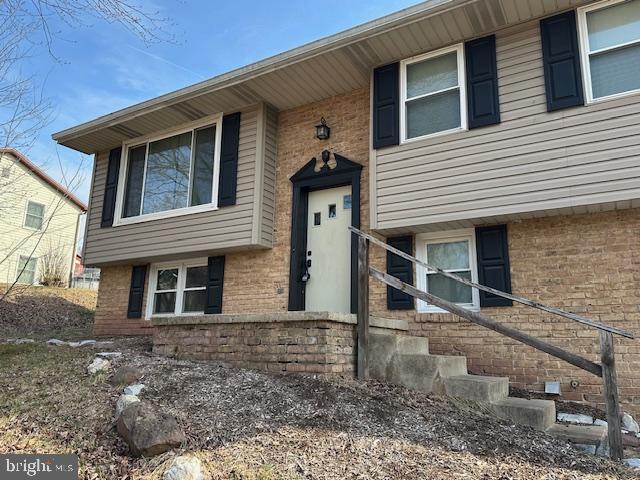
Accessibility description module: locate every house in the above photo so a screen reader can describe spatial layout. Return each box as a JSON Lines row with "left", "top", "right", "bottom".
{"left": 0, "top": 148, "right": 87, "bottom": 287}
{"left": 53, "top": 0, "right": 640, "bottom": 416}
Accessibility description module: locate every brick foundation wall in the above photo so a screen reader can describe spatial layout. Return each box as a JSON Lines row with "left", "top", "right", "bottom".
{"left": 368, "top": 208, "right": 640, "bottom": 416}
{"left": 93, "top": 265, "right": 152, "bottom": 336}
{"left": 153, "top": 320, "right": 357, "bottom": 375}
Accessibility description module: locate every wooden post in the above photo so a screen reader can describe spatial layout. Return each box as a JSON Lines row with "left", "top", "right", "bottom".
{"left": 600, "top": 331, "right": 624, "bottom": 460}
{"left": 357, "top": 236, "right": 369, "bottom": 380}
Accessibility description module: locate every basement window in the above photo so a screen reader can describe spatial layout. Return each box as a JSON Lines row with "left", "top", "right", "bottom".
{"left": 401, "top": 44, "right": 467, "bottom": 142}
{"left": 578, "top": 0, "right": 640, "bottom": 102}
{"left": 147, "top": 260, "right": 207, "bottom": 317}
{"left": 415, "top": 230, "right": 479, "bottom": 313}
{"left": 116, "top": 115, "right": 222, "bottom": 225}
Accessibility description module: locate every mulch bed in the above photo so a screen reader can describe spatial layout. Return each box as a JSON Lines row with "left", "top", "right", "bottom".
{"left": 0, "top": 338, "right": 636, "bottom": 479}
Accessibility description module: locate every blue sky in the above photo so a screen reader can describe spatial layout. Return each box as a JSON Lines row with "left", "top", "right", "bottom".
{"left": 24, "top": 0, "right": 417, "bottom": 204}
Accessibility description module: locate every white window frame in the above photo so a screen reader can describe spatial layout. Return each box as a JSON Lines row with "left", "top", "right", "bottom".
{"left": 577, "top": 0, "right": 640, "bottom": 104}
{"left": 16, "top": 254, "right": 38, "bottom": 284}
{"left": 145, "top": 258, "right": 208, "bottom": 319}
{"left": 23, "top": 200, "right": 45, "bottom": 231}
{"left": 415, "top": 229, "right": 479, "bottom": 313}
{"left": 114, "top": 113, "right": 224, "bottom": 226}
{"left": 400, "top": 43, "right": 467, "bottom": 144}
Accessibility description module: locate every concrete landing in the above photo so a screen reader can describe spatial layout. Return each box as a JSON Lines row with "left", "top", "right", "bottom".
{"left": 547, "top": 424, "right": 607, "bottom": 445}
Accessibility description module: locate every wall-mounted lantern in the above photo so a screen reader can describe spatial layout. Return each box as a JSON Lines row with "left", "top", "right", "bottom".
{"left": 315, "top": 117, "right": 330, "bottom": 140}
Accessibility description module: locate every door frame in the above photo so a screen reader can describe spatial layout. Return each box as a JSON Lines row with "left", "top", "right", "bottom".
{"left": 288, "top": 150, "right": 362, "bottom": 313}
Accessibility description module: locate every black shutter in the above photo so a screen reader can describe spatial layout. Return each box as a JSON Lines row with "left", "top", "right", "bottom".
{"left": 540, "top": 11, "right": 584, "bottom": 112}
{"left": 205, "top": 256, "right": 225, "bottom": 314}
{"left": 387, "top": 236, "right": 414, "bottom": 310}
{"left": 373, "top": 63, "right": 400, "bottom": 149}
{"left": 475, "top": 225, "right": 512, "bottom": 307}
{"left": 218, "top": 112, "right": 241, "bottom": 207}
{"left": 465, "top": 35, "right": 500, "bottom": 129}
{"left": 101, "top": 147, "right": 121, "bottom": 227}
{"left": 127, "top": 265, "right": 147, "bottom": 318}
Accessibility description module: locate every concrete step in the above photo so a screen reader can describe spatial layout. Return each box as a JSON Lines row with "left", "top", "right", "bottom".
{"left": 396, "top": 335, "right": 429, "bottom": 355}
{"left": 368, "top": 333, "right": 429, "bottom": 380}
{"left": 444, "top": 374, "right": 509, "bottom": 403}
{"left": 490, "top": 397, "right": 556, "bottom": 431}
{"left": 385, "top": 354, "right": 468, "bottom": 393}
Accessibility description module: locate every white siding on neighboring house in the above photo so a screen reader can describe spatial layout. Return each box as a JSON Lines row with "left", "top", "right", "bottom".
{"left": 0, "top": 153, "right": 83, "bottom": 286}
{"left": 372, "top": 19, "right": 640, "bottom": 233}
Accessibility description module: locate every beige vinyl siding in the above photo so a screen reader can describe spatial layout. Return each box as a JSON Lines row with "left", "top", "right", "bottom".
{"left": 0, "top": 153, "right": 82, "bottom": 285}
{"left": 374, "top": 19, "right": 640, "bottom": 232}
{"left": 84, "top": 104, "right": 274, "bottom": 265}
{"left": 260, "top": 105, "right": 278, "bottom": 246}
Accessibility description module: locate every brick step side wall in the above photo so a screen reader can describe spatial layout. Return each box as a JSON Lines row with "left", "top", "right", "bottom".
{"left": 153, "top": 320, "right": 357, "bottom": 375}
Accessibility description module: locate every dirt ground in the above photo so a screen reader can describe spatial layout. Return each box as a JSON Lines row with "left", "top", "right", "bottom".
{"left": 0, "top": 287, "right": 638, "bottom": 479}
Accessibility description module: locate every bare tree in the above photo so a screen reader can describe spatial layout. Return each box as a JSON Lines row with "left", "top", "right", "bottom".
{"left": 0, "top": 0, "right": 174, "bottom": 299}
{"left": 0, "top": 0, "right": 172, "bottom": 150}
{"left": 38, "top": 238, "right": 68, "bottom": 287}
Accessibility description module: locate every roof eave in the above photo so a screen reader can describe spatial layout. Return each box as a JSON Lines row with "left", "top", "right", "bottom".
{"left": 52, "top": 0, "right": 468, "bottom": 148}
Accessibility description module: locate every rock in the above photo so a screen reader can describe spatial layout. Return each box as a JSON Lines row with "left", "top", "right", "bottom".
{"left": 70, "top": 340, "right": 97, "bottom": 347}
{"left": 110, "top": 366, "right": 144, "bottom": 386}
{"left": 87, "top": 357, "right": 111, "bottom": 374}
{"left": 557, "top": 412, "right": 593, "bottom": 425}
{"left": 624, "top": 458, "right": 640, "bottom": 468}
{"left": 117, "top": 402, "right": 186, "bottom": 457}
{"left": 13, "top": 338, "right": 35, "bottom": 344}
{"left": 573, "top": 443, "right": 597, "bottom": 455}
{"left": 163, "top": 455, "right": 204, "bottom": 480}
{"left": 622, "top": 413, "right": 639, "bottom": 433}
{"left": 47, "top": 338, "right": 67, "bottom": 346}
{"left": 116, "top": 394, "right": 140, "bottom": 418}
{"left": 124, "top": 384, "right": 145, "bottom": 396}
{"left": 593, "top": 419, "right": 607, "bottom": 427}
{"left": 97, "top": 352, "right": 123, "bottom": 359}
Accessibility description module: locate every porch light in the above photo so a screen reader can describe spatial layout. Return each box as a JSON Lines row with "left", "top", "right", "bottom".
{"left": 315, "top": 117, "right": 330, "bottom": 140}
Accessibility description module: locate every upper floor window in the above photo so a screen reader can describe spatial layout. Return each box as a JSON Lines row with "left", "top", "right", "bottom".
{"left": 24, "top": 201, "right": 45, "bottom": 230}
{"left": 401, "top": 44, "right": 467, "bottom": 142}
{"left": 416, "top": 230, "right": 479, "bottom": 313}
{"left": 578, "top": 0, "right": 640, "bottom": 102}
{"left": 117, "top": 114, "right": 222, "bottom": 224}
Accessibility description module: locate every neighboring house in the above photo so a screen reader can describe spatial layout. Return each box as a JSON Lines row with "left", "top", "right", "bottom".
{"left": 0, "top": 148, "right": 87, "bottom": 286}
{"left": 53, "top": 0, "right": 640, "bottom": 414}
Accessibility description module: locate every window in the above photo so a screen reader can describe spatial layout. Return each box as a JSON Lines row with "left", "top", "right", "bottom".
{"left": 24, "top": 201, "right": 45, "bottom": 230}
{"left": 401, "top": 44, "right": 466, "bottom": 142}
{"left": 117, "top": 115, "right": 222, "bottom": 224}
{"left": 416, "top": 230, "right": 479, "bottom": 312}
{"left": 148, "top": 260, "right": 207, "bottom": 316}
{"left": 578, "top": 0, "right": 640, "bottom": 102}
{"left": 16, "top": 256, "right": 37, "bottom": 284}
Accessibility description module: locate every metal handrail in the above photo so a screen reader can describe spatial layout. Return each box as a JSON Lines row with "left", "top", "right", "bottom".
{"left": 349, "top": 226, "right": 633, "bottom": 339}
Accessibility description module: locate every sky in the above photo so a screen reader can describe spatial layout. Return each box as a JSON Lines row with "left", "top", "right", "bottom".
{"left": 21, "top": 0, "right": 418, "bottom": 205}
